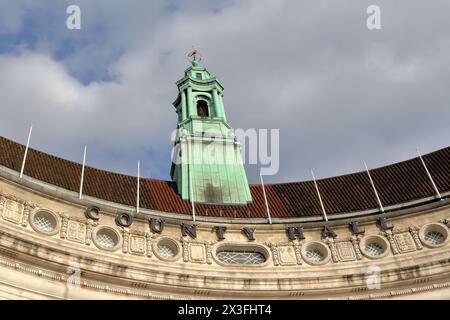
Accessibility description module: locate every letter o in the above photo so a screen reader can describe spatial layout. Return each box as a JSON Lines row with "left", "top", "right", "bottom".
{"left": 115, "top": 212, "right": 133, "bottom": 227}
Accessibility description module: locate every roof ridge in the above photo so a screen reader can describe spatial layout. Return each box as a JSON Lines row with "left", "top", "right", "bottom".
{"left": 0, "top": 135, "right": 167, "bottom": 183}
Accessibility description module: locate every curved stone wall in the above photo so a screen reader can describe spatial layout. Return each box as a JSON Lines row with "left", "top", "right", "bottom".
{"left": 0, "top": 173, "right": 449, "bottom": 299}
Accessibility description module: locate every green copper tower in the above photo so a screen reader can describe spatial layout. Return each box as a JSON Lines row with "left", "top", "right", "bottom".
{"left": 171, "top": 52, "right": 252, "bottom": 205}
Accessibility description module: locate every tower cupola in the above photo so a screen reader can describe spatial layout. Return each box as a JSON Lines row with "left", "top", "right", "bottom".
{"left": 170, "top": 51, "right": 252, "bottom": 205}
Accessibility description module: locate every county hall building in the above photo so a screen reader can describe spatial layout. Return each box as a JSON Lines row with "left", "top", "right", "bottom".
{"left": 0, "top": 59, "right": 449, "bottom": 300}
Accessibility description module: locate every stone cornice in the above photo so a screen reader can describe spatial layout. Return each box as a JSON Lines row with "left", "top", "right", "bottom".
{"left": 1, "top": 164, "right": 448, "bottom": 226}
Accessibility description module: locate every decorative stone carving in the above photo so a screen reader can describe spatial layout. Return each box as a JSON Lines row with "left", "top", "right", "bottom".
{"left": 189, "top": 243, "right": 206, "bottom": 263}
{"left": 145, "top": 234, "right": 153, "bottom": 258}
{"left": 85, "top": 220, "right": 98, "bottom": 246}
{"left": 265, "top": 242, "right": 298, "bottom": 266}
{"left": 351, "top": 235, "right": 363, "bottom": 260}
{"left": 130, "top": 236, "right": 146, "bottom": 255}
{"left": 21, "top": 201, "right": 36, "bottom": 227}
{"left": 59, "top": 213, "right": 69, "bottom": 239}
{"left": 66, "top": 220, "right": 86, "bottom": 244}
{"left": 205, "top": 241, "right": 213, "bottom": 265}
{"left": 2, "top": 197, "right": 24, "bottom": 224}
{"left": 122, "top": 229, "right": 130, "bottom": 254}
{"left": 324, "top": 237, "right": 339, "bottom": 263}
{"left": 335, "top": 241, "right": 357, "bottom": 262}
{"left": 278, "top": 244, "right": 297, "bottom": 266}
{"left": 408, "top": 226, "right": 422, "bottom": 250}
{"left": 394, "top": 232, "right": 416, "bottom": 253}
{"left": 383, "top": 230, "right": 399, "bottom": 255}
{"left": 180, "top": 237, "right": 189, "bottom": 262}
{"left": 266, "top": 242, "right": 280, "bottom": 266}
{"left": 293, "top": 242, "right": 303, "bottom": 265}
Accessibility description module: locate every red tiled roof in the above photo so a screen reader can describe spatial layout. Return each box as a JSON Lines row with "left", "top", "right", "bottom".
{"left": 0, "top": 136, "right": 448, "bottom": 218}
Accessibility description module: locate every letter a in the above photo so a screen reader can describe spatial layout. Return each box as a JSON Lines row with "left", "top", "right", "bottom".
{"left": 66, "top": 5, "right": 81, "bottom": 30}
{"left": 366, "top": 5, "right": 381, "bottom": 30}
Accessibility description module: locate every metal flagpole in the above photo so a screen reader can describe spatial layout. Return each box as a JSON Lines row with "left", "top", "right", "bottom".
{"left": 364, "top": 161, "right": 385, "bottom": 213}
{"left": 417, "top": 148, "right": 441, "bottom": 199}
{"left": 137, "top": 160, "right": 140, "bottom": 213}
{"left": 20, "top": 125, "right": 33, "bottom": 179}
{"left": 260, "top": 173, "right": 272, "bottom": 225}
{"left": 79, "top": 146, "right": 87, "bottom": 199}
{"left": 311, "top": 170, "right": 328, "bottom": 222}
{"left": 188, "top": 137, "right": 196, "bottom": 222}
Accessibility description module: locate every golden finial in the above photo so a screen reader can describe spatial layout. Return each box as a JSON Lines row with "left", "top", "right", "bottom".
{"left": 187, "top": 48, "right": 202, "bottom": 65}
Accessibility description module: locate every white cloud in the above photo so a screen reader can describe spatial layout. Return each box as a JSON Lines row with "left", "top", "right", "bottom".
{"left": 0, "top": 0, "right": 449, "bottom": 184}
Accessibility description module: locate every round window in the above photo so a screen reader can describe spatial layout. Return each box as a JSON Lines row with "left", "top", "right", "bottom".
{"left": 425, "top": 231, "right": 445, "bottom": 245}
{"left": 359, "top": 235, "right": 390, "bottom": 259}
{"left": 301, "top": 241, "right": 331, "bottom": 265}
{"left": 365, "top": 242, "right": 385, "bottom": 257}
{"left": 157, "top": 242, "right": 177, "bottom": 258}
{"left": 154, "top": 238, "right": 180, "bottom": 261}
{"left": 93, "top": 227, "right": 120, "bottom": 251}
{"left": 419, "top": 223, "right": 449, "bottom": 248}
{"left": 305, "top": 248, "right": 325, "bottom": 263}
{"left": 30, "top": 210, "right": 59, "bottom": 235}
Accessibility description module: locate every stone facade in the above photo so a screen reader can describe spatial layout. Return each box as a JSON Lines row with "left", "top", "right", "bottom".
{"left": 0, "top": 165, "right": 449, "bottom": 300}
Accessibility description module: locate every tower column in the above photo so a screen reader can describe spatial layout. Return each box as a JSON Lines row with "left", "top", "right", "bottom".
{"left": 181, "top": 89, "right": 187, "bottom": 120}
{"left": 219, "top": 94, "right": 227, "bottom": 121}
{"left": 187, "top": 87, "right": 195, "bottom": 117}
{"left": 212, "top": 88, "right": 221, "bottom": 118}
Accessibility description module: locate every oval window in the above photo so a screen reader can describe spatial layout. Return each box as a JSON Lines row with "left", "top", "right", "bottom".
{"left": 216, "top": 250, "right": 266, "bottom": 265}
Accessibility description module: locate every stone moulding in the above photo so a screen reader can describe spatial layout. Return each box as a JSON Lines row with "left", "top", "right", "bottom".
{"left": 0, "top": 246, "right": 449, "bottom": 300}
{"left": 0, "top": 254, "right": 191, "bottom": 300}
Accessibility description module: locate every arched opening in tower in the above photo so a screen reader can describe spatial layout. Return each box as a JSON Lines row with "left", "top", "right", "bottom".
{"left": 197, "top": 100, "right": 209, "bottom": 117}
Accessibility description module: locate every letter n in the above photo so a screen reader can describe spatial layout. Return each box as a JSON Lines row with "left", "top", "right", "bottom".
{"left": 181, "top": 223, "right": 197, "bottom": 239}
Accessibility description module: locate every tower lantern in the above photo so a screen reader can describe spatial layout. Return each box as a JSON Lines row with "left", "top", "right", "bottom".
{"left": 171, "top": 51, "right": 252, "bottom": 205}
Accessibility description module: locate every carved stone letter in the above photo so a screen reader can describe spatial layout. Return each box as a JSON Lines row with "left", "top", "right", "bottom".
{"left": 242, "top": 227, "right": 256, "bottom": 241}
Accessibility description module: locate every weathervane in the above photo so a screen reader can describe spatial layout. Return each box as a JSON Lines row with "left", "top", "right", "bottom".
{"left": 187, "top": 48, "right": 202, "bottom": 65}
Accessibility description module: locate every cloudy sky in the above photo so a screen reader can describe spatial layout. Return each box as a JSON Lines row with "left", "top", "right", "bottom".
{"left": 0, "top": 0, "right": 449, "bottom": 184}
